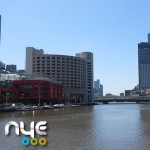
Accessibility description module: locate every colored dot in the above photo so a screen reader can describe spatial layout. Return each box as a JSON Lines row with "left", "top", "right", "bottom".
{"left": 22, "top": 137, "right": 29, "bottom": 146}
{"left": 30, "top": 138, "right": 38, "bottom": 146}
{"left": 39, "top": 138, "right": 47, "bottom": 146}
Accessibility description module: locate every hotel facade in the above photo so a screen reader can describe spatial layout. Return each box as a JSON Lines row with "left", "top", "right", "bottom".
{"left": 26, "top": 47, "right": 93, "bottom": 103}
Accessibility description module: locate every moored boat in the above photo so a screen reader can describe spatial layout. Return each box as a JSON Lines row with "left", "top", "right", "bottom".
{"left": 53, "top": 104, "right": 65, "bottom": 108}
{"left": 0, "top": 107, "right": 16, "bottom": 112}
{"left": 43, "top": 105, "right": 53, "bottom": 109}
{"left": 32, "top": 106, "right": 43, "bottom": 110}
{"left": 71, "top": 104, "right": 80, "bottom": 107}
{"left": 17, "top": 106, "right": 32, "bottom": 111}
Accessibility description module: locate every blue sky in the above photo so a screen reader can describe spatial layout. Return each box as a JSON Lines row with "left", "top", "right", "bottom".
{"left": 0, "top": 0, "right": 150, "bottom": 95}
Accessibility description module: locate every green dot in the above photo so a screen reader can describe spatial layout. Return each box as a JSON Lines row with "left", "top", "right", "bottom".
{"left": 30, "top": 138, "right": 38, "bottom": 146}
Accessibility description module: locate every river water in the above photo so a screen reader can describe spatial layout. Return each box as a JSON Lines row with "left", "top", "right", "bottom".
{"left": 1, "top": 104, "right": 150, "bottom": 150}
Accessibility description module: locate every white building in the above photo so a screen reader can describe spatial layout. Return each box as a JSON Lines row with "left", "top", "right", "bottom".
{"left": 25, "top": 47, "right": 93, "bottom": 103}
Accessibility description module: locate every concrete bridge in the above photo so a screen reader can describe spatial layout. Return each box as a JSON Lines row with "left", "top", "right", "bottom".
{"left": 94, "top": 96, "right": 150, "bottom": 104}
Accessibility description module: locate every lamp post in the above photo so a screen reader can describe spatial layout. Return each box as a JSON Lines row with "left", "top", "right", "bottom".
{"left": 6, "top": 93, "right": 9, "bottom": 108}
{"left": 21, "top": 94, "right": 24, "bottom": 104}
{"left": 38, "top": 83, "right": 41, "bottom": 106}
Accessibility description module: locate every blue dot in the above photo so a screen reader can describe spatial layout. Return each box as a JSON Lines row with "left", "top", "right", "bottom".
{"left": 21, "top": 137, "right": 29, "bottom": 146}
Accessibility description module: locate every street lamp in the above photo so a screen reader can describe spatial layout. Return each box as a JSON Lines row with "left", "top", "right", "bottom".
{"left": 21, "top": 94, "right": 24, "bottom": 104}
{"left": 6, "top": 93, "right": 9, "bottom": 108}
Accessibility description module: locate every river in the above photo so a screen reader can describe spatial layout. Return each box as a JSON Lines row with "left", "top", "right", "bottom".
{"left": 0, "top": 104, "right": 150, "bottom": 150}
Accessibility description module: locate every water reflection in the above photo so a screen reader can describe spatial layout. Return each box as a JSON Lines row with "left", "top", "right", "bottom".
{"left": 1, "top": 104, "right": 150, "bottom": 149}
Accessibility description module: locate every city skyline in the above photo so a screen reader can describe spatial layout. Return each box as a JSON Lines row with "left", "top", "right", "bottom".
{"left": 1, "top": 0, "right": 150, "bottom": 95}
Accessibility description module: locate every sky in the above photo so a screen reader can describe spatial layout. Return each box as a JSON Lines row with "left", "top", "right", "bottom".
{"left": 0, "top": 0, "right": 150, "bottom": 95}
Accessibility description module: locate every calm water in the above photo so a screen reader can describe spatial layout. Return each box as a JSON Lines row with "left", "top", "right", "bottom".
{"left": 1, "top": 104, "right": 150, "bottom": 150}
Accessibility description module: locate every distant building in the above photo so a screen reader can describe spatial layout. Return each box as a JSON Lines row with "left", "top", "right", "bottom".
{"left": 94, "top": 79, "right": 103, "bottom": 97}
{"left": 100, "top": 84, "right": 103, "bottom": 96}
{"left": 0, "top": 61, "right": 5, "bottom": 70}
{"left": 138, "top": 33, "right": 150, "bottom": 90}
{"left": 125, "top": 90, "right": 132, "bottom": 96}
{"left": 125, "top": 85, "right": 140, "bottom": 96}
{"left": 105, "top": 93, "right": 113, "bottom": 97}
{"left": 25, "top": 47, "right": 93, "bottom": 103}
{"left": 125, "top": 90, "right": 139, "bottom": 96}
{"left": 0, "top": 73, "right": 20, "bottom": 81}
{"left": 6, "top": 65, "right": 17, "bottom": 72}
{"left": 18, "top": 69, "right": 25, "bottom": 75}
{"left": 94, "top": 79, "right": 100, "bottom": 89}
{"left": 120, "top": 93, "right": 124, "bottom": 96}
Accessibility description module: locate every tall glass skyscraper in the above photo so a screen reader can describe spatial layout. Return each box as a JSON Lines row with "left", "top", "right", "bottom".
{"left": 138, "top": 34, "right": 150, "bottom": 90}
{"left": 0, "top": 15, "right": 1, "bottom": 43}
{"left": 94, "top": 79, "right": 100, "bottom": 89}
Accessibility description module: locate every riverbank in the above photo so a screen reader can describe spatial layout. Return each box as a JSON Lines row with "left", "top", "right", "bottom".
{"left": 0, "top": 102, "right": 98, "bottom": 112}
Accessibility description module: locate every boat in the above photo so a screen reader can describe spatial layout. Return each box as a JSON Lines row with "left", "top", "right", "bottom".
{"left": 32, "top": 106, "right": 43, "bottom": 110}
{"left": 53, "top": 104, "right": 65, "bottom": 108}
{"left": 17, "top": 106, "right": 32, "bottom": 111}
{"left": 0, "top": 107, "right": 16, "bottom": 112}
{"left": 71, "top": 104, "right": 80, "bottom": 107}
{"left": 43, "top": 105, "right": 53, "bottom": 109}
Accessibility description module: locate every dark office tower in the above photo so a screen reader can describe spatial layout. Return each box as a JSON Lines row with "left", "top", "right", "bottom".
{"left": 148, "top": 33, "right": 150, "bottom": 44}
{"left": 0, "top": 15, "right": 1, "bottom": 43}
{"left": 138, "top": 41, "right": 150, "bottom": 90}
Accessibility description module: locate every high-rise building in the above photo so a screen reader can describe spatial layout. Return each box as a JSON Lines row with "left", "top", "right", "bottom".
{"left": 148, "top": 33, "right": 150, "bottom": 44}
{"left": 25, "top": 47, "right": 93, "bottom": 103}
{"left": 94, "top": 79, "right": 100, "bottom": 89}
{"left": 0, "top": 61, "right": 5, "bottom": 70}
{"left": 138, "top": 34, "right": 150, "bottom": 90}
{"left": 93, "top": 79, "right": 103, "bottom": 97}
{"left": 100, "top": 84, "right": 103, "bottom": 96}
{"left": 0, "top": 15, "right": 1, "bottom": 43}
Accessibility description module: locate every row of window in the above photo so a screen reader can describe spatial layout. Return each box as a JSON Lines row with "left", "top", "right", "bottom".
{"left": 65, "top": 86, "right": 85, "bottom": 89}
{"left": 34, "top": 62, "right": 85, "bottom": 66}
{"left": 15, "top": 84, "right": 62, "bottom": 91}
{"left": 33, "top": 68, "right": 85, "bottom": 72}
{"left": 33, "top": 56, "right": 85, "bottom": 62}
{"left": 33, "top": 71, "right": 85, "bottom": 76}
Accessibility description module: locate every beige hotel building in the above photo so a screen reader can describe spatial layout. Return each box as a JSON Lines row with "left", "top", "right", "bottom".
{"left": 26, "top": 47, "right": 93, "bottom": 103}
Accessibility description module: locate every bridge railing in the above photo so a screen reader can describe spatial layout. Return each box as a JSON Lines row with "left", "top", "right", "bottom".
{"left": 94, "top": 96, "right": 150, "bottom": 101}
